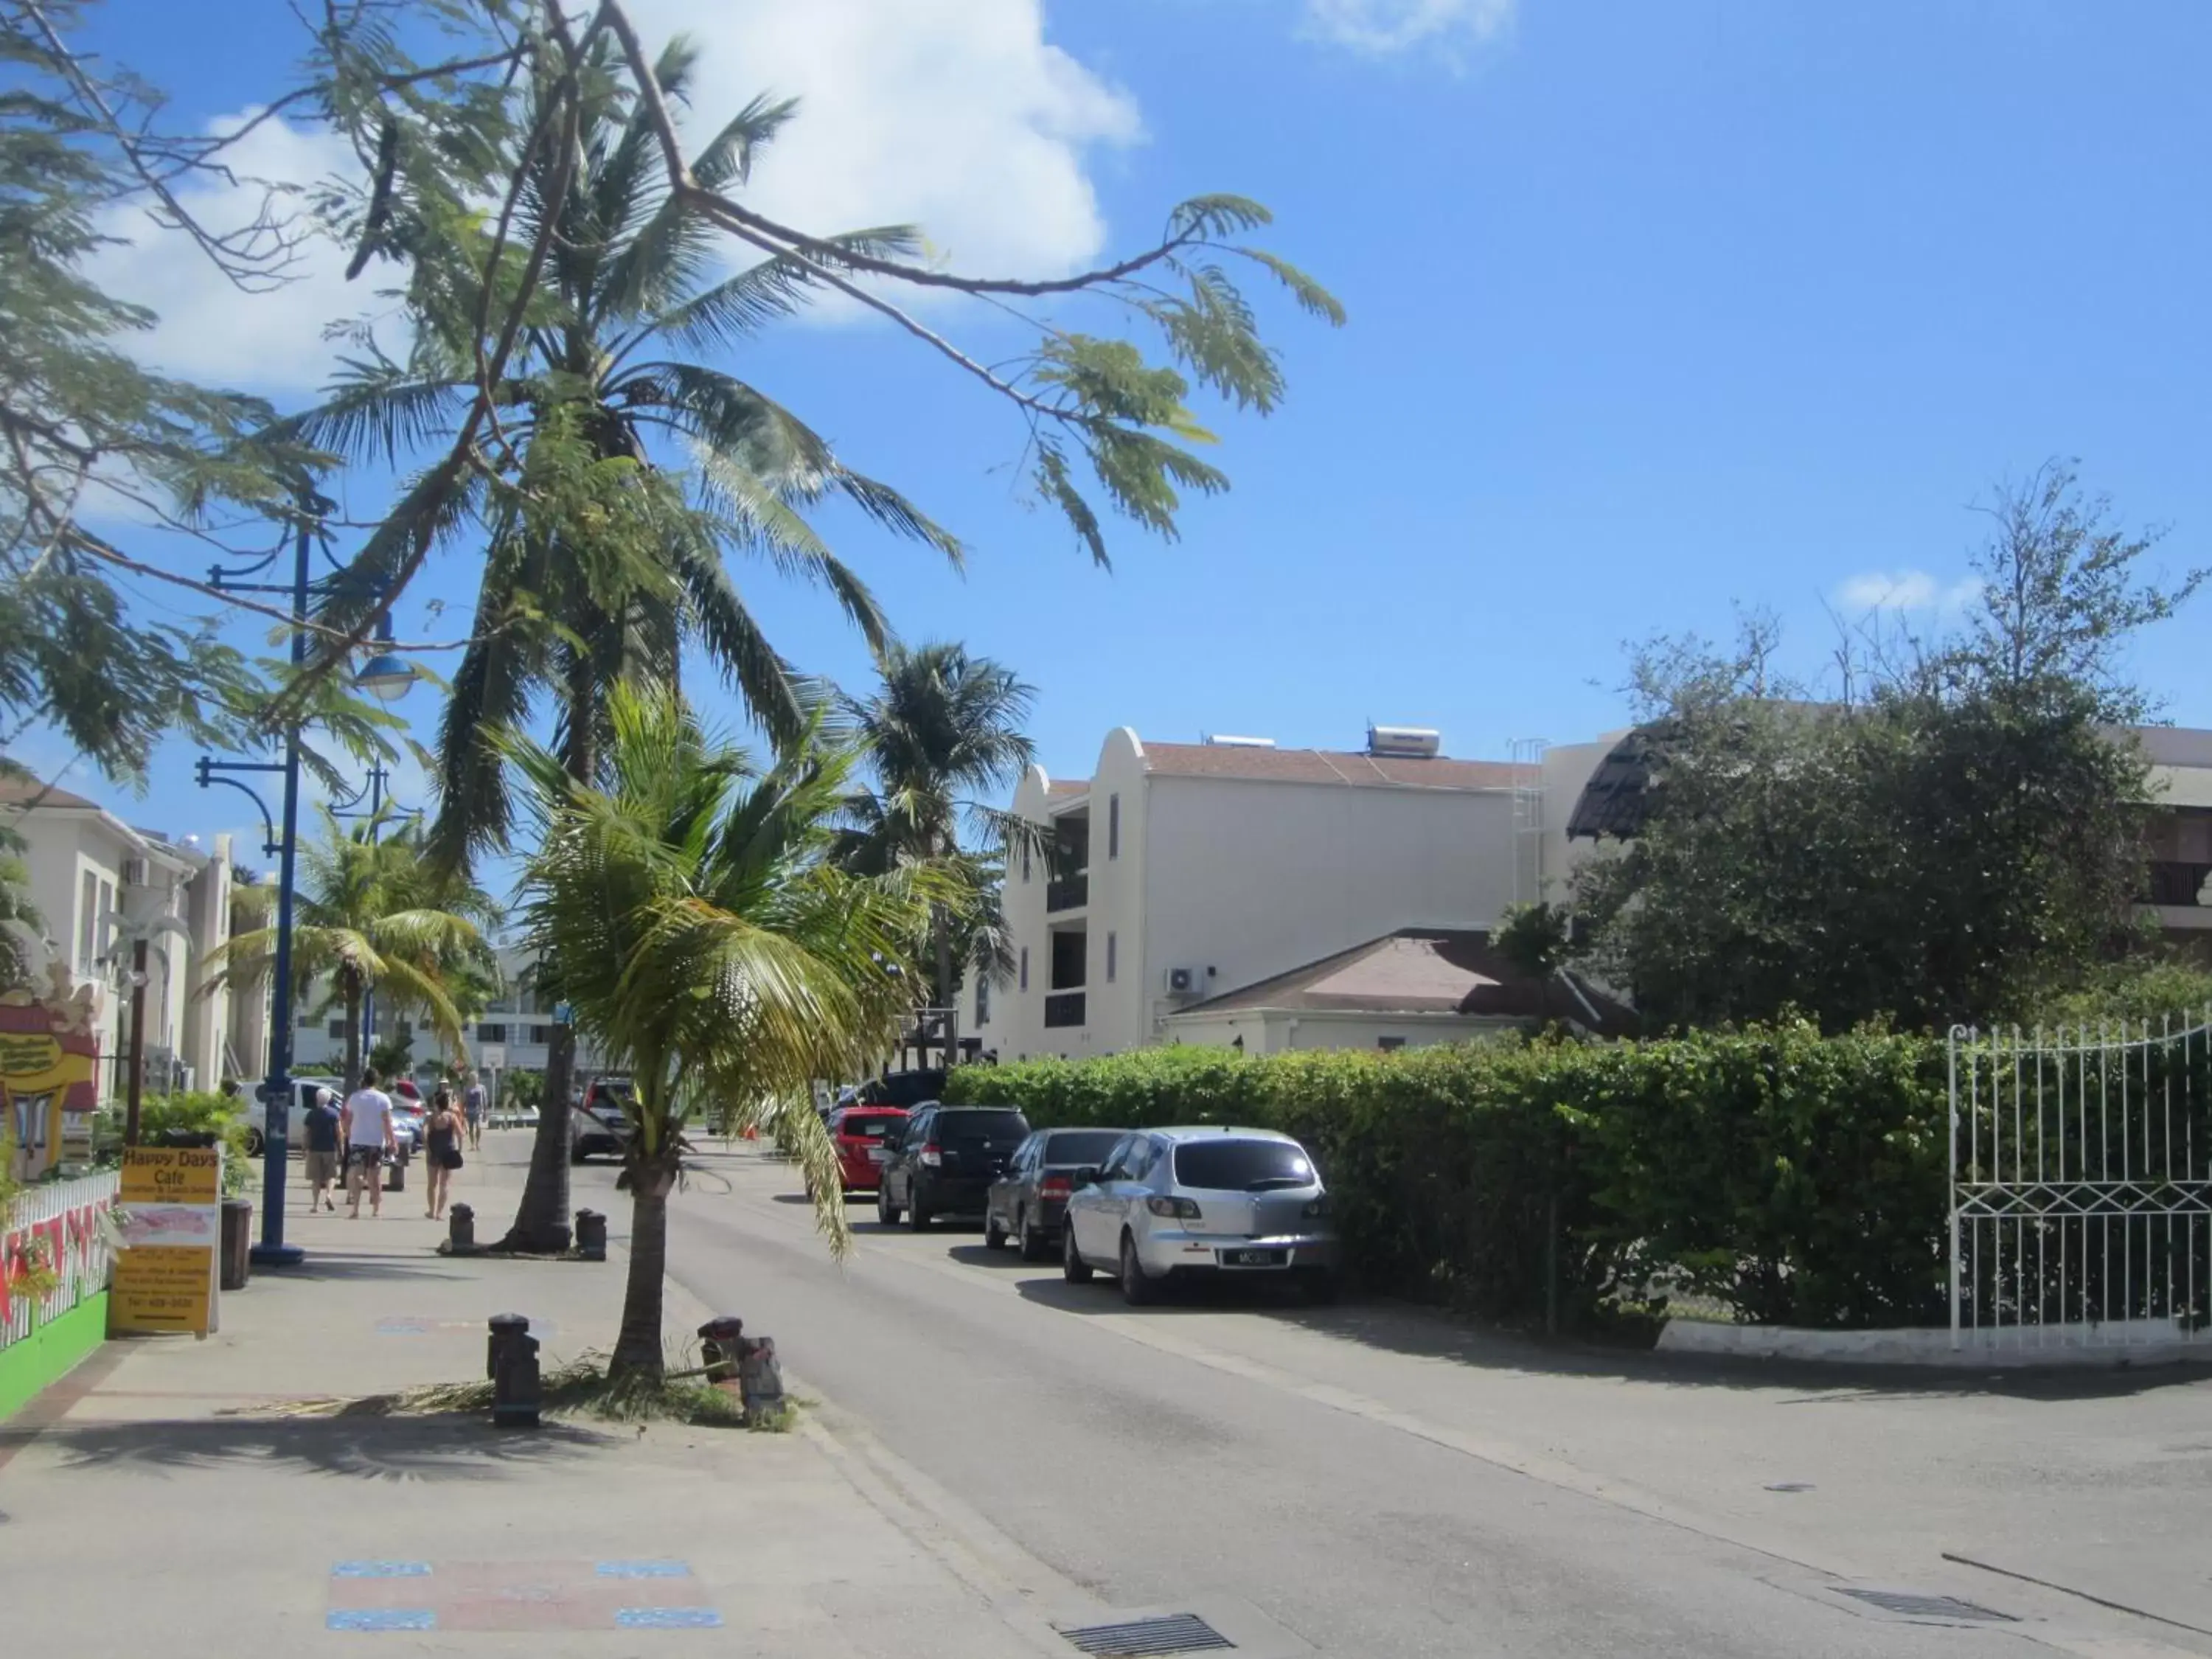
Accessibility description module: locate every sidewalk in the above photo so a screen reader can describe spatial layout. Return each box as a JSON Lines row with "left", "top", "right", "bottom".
{"left": 0, "top": 1135, "right": 1069, "bottom": 1657}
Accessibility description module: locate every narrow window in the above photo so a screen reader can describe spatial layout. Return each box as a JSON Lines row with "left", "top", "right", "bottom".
{"left": 1106, "top": 931, "right": 1117, "bottom": 983}
{"left": 1019, "top": 947, "right": 1029, "bottom": 991}
{"left": 1108, "top": 793, "right": 1121, "bottom": 859}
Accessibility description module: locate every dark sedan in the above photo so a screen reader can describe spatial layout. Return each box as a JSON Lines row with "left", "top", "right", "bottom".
{"left": 984, "top": 1127, "right": 1128, "bottom": 1261}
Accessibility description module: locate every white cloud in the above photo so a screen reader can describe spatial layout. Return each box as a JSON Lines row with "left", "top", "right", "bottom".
{"left": 630, "top": 0, "right": 1140, "bottom": 279}
{"left": 85, "top": 112, "right": 366, "bottom": 392}
{"left": 1300, "top": 0, "right": 1515, "bottom": 57}
{"left": 1834, "top": 570, "right": 1983, "bottom": 614}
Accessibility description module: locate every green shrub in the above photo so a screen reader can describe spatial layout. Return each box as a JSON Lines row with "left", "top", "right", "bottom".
{"left": 137, "top": 1091, "right": 255, "bottom": 1195}
{"left": 949, "top": 1023, "right": 1955, "bottom": 1331}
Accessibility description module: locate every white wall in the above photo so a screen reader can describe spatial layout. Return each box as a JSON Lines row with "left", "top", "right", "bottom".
{"left": 1135, "top": 772, "right": 1517, "bottom": 1046}
{"left": 1164, "top": 1009, "right": 1516, "bottom": 1054}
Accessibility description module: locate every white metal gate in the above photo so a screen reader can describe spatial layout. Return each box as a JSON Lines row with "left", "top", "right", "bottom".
{"left": 1949, "top": 1017, "right": 2212, "bottom": 1352}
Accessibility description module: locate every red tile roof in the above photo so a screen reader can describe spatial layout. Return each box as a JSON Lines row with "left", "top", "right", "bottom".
{"left": 1046, "top": 778, "right": 1091, "bottom": 797}
{"left": 1141, "top": 742, "right": 1514, "bottom": 791}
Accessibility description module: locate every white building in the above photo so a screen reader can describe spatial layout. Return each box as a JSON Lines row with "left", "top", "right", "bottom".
{"left": 976, "top": 726, "right": 1622, "bottom": 1061}
{"left": 0, "top": 778, "right": 240, "bottom": 1097}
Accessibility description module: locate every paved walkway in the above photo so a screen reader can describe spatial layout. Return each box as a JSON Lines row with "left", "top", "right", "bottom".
{"left": 0, "top": 1135, "right": 1068, "bottom": 1657}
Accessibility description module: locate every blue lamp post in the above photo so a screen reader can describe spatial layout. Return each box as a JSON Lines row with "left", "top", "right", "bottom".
{"left": 195, "top": 519, "right": 415, "bottom": 1267}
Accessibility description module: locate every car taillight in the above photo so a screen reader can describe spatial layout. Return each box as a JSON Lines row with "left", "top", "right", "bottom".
{"left": 1146, "top": 1196, "right": 1201, "bottom": 1220}
{"left": 1303, "top": 1194, "right": 1331, "bottom": 1219}
{"left": 919, "top": 1143, "right": 942, "bottom": 1167}
{"left": 1040, "top": 1175, "right": 1072, "bottom": 1197}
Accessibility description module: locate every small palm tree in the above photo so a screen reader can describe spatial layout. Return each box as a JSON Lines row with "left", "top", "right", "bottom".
{"left": 507, "top": 686, "right": 942, "bottom": 1380}
{"left": 836, "top": 643, "right": 1039, "bottom": 1012}
{"left": 207, "top": 808, "right": 497, "bottom": 1088}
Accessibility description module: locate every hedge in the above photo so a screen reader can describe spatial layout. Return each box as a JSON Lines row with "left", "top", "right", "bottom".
{"left": 945, "top": 1025, "right": 1953, "bottom": 1330}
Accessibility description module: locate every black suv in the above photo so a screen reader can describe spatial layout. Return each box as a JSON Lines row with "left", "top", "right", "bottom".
{"left": 877, "top": 1103, "right": 1032, "bottom": 1231}
{"left": 858, "top": 1068, "right": 947, "bottom": 1110}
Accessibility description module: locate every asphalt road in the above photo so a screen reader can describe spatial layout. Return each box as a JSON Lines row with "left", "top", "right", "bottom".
{"left": 563, "top": 1145, "right": 2212, "bottom": 1659}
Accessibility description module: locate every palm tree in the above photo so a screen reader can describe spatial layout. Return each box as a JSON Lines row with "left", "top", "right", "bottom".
{"left": 507, "top": 686, "right": 939, "bottom": 1379}
{"left": 835, "top": 644, "right": 1040, "bottom": 1022}
{"left": 296, "top": 37, "right": 957, "bottom": 1247}
{"left": 207, "top": 808, "right": 498, "bottom": 1089}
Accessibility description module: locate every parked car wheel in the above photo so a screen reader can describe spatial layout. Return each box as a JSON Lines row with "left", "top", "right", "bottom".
{"left": 906, "top": 1189, "right": 932, "bottom": 1231}
{"left": 877, "top": 1184, "right": 902, "bottom": 1228}
{"left": 1119, "top": 1232, "right": 1155, "bottom": 1307}
{"left": 984, "top": 1211, "right": 1007, "bottom": 1250}
{"left": 243, "top": 1128, "right": 265, "bottom": 1158}
{"left": 1018, "top": 1208, "right": 1050, "bottom": 1262}
{"left": 1062, "top": 1222, "right": 1093, "bottom": 1283}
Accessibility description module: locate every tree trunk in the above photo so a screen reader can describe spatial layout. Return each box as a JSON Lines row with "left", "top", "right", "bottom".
{"left": 932, "top": 904, "right": 955, "bottom": 1059}
{"left": 495, "top": 657, "right": 597, "bottom": 1253}
{"left": 343, "top": 974, "right": 363, "bottom": 1091}
{"left": 609, "top": 1159, "right": 672, "bottom": 1382}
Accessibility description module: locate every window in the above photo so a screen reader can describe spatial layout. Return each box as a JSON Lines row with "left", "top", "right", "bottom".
{"left": 1107, "top": 793, "right": 1120, "bottom": 858}
{"left": 1043, "top": 1130, "right": 1124, "bottom": 1167}
{"left": 975, "top": 975, "right": 990, "bottom": 1026}
{"left": 1106, "top": 931, "right": 1116, "bottom": 984}
{"left": 1097, "top": 1135, "right": 1136, "bottom": 1182}
{"left": 77, "top": 872, "right": 98, "bottom": 972}
{"left": 1021, "top": 840, "right": 1032, "bottom": 882}
{"left": 1377, "top": 1036, "right": 1407, "bottom": 1052}
{"left": 1019, "top": 947, "right": 1029, "bottom": 991}
{"left": 1122, "top": 1136, "right": 1158, "bottom": 1183}
{"left": 97, "top": 880, "right": 114, "bottom": 960}
{"left": 326, "top": 1019, "right": 346, "bottom": 1038}
{"left": 478, "top": 1023, "right": 507, "bottom": 1043}
{"left": 1173, "top": 1138, "right": 1316, "bottom": 1191}
{"left": 529, "top": 1025, "right": 554, "bottom": 1044}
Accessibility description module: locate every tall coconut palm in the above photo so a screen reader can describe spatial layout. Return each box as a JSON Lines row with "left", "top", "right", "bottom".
{"left": 835, "top": 644, "right": 1040, "bottom": 1017}
{"left": 206, "top": 808, "right": 498, "bottom": 1090}
{"left": 507, "top": 686, "right": 939, "bottom": 1378}
{"left": 296, "top": 37, "right": 956, "bottom": 1247}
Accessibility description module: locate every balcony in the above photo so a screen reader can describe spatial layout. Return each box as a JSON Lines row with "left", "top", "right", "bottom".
{"left": 1043, "top": 990, "right": 1086, "bottom": 1028}
{"left": 1046, "top": 871, "right": 1088, "bottom": 913}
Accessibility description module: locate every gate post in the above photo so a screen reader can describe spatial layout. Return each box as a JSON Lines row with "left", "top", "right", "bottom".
{"left": 1948, "top": 1026, "right": 1967, "bottom": 1352}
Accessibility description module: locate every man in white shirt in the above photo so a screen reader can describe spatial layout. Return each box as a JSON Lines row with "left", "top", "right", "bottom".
{"left": 340, "top": 1068, "right": 398, "bottom": 1219}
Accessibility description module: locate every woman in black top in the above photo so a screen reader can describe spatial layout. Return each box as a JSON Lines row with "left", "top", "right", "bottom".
{"left": 424, "top": 1085, "right": 465, "bottom": 1220}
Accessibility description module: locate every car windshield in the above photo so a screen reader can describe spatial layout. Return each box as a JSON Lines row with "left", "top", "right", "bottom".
{"left": 1043, "top": 1130, "right": 1123, "bottom": 1166}
{"left": 838, "top": 1113, "right": 901, "bottom": 1138}
{"left": 935, "top": 1110, "right": 1029, "bottom": 1141}
{"left": 1172, "top": 1139, "right": 1317, "bottom": 1192}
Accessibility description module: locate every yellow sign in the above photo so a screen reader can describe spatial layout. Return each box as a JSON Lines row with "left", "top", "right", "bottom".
{"left": 111, "top": 1147, "right": 222, "bottom": 1336}
{"left": 0, "top": 1032, "right": 60, "bottom": 1076}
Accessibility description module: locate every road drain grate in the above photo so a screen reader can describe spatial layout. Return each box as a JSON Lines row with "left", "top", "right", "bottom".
{"left": 1057, "top": 1613, "right": 1236, "bottom": 1655}
{"left": 1837, "top": 1589, "right": 2014, "bottom": 1623}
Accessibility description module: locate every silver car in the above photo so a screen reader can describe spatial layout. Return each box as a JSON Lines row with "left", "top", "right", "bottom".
{"left": 1062, "top": 1126, "right": 1340, "bottom": 1306}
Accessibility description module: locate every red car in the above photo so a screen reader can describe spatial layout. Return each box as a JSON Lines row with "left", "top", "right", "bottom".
{"left": 828, "top": 1106, "right": 907, "bottom": 1192}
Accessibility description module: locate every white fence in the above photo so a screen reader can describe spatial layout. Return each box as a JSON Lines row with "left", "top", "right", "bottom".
{"left": 1950, "top": 1018, "right": 2212, "bottom": 1354}
{"left": 2, "top": 1170, "right": 119, "bottom": 1350}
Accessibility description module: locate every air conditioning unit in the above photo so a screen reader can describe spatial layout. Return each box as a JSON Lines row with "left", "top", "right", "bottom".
{"left": 1165, "top": 966, "right": 1200, "bottom": 996}
{"left": 121, "top": 856, "right": 150, "bottom": 886}
{"left": 1366, "top": 723, "right": 1441, "bottom": 759}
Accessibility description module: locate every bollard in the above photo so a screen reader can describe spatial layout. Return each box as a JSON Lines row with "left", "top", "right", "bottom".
{"left": 447, "top": 1203, "right": 475, "bottom": 1253}
{"left": 697, "top": 1315, "right": 745, "bottom": 1384}
{"left": 737, "top": 1335, "right": 785, "bottom": 1418}
{"left": 492, "top": 1329, "right": 541, "bottom": 1428}
{"left": 574, "top": 1208, "right": 607, "bottom": 1262}
{"left": 487, "top": 1311, "right": 529, "bottom": 1381}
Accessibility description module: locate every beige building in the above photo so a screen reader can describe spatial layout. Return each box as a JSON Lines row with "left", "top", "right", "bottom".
{"left": 975, "top": 726, "right": 1618, "bottom": 1062}
{"left": 0, "top": 779, "right": 242, "bottom": 1097}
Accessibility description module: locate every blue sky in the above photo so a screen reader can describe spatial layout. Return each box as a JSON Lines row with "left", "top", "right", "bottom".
{"left": 48, "top": 0, "right": 2212, "bottom": 858}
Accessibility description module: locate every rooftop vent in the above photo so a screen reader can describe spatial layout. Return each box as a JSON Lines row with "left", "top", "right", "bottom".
{"left": 1202, "top": 734, "right": 1276, "bottom": 748}
{"left": 1366, "top": 724, "right": 1441, "bottom": 759}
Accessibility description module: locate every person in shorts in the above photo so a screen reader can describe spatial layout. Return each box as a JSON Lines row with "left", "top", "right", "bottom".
{"left": 462, "top": 1070, "right": 486, "bottom": 1151}
{"left": 302, "top": 1086, "right": 342, "bottom": 1211}
{"left": 341, "top": 1068, "right": 397, "bottom": 1219}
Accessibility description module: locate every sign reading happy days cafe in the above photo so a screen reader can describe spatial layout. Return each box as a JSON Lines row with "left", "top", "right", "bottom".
{"left": 111, "top": 1146, "right": 222, "bottom": 1336}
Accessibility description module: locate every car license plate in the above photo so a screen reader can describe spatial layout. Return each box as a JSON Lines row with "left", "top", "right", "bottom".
{"left": 867, "top": 1147, "right": 887, "bottom": 1164}
{"left": 1225, "top": 1248, "right": 1285, "bottom": 1267}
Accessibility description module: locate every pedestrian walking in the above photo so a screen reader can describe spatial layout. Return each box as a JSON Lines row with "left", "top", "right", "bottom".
{"left": 462, "top": 1069, "right": 486, "bottom": 1151}
{"left": 424, "top": 1085, "right": 465, "bottom": 1220}
{"left": 302, "top": 1086, "right": 341, "bottom": 1211}
{"left": 340, "top": 1068, "right": 397, "bottom": 1219}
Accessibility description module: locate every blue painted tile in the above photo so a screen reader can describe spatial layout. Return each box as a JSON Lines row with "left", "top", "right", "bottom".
{"left": 327, "top": 1609, "right": 436, "bottom": 1631}
{"left": 330, "top": 1560, "right": 431, "bottom": 1579}
{"left": 615, "top": 1607, "right": 723, "bottom": 1629}
{"left": 597, "top": 1559, "right": 692, "bottom": 1578}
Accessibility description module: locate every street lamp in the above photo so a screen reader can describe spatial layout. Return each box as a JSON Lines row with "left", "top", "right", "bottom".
{"left": 193, "top": 507, "right": 414, "bottom": 1267}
